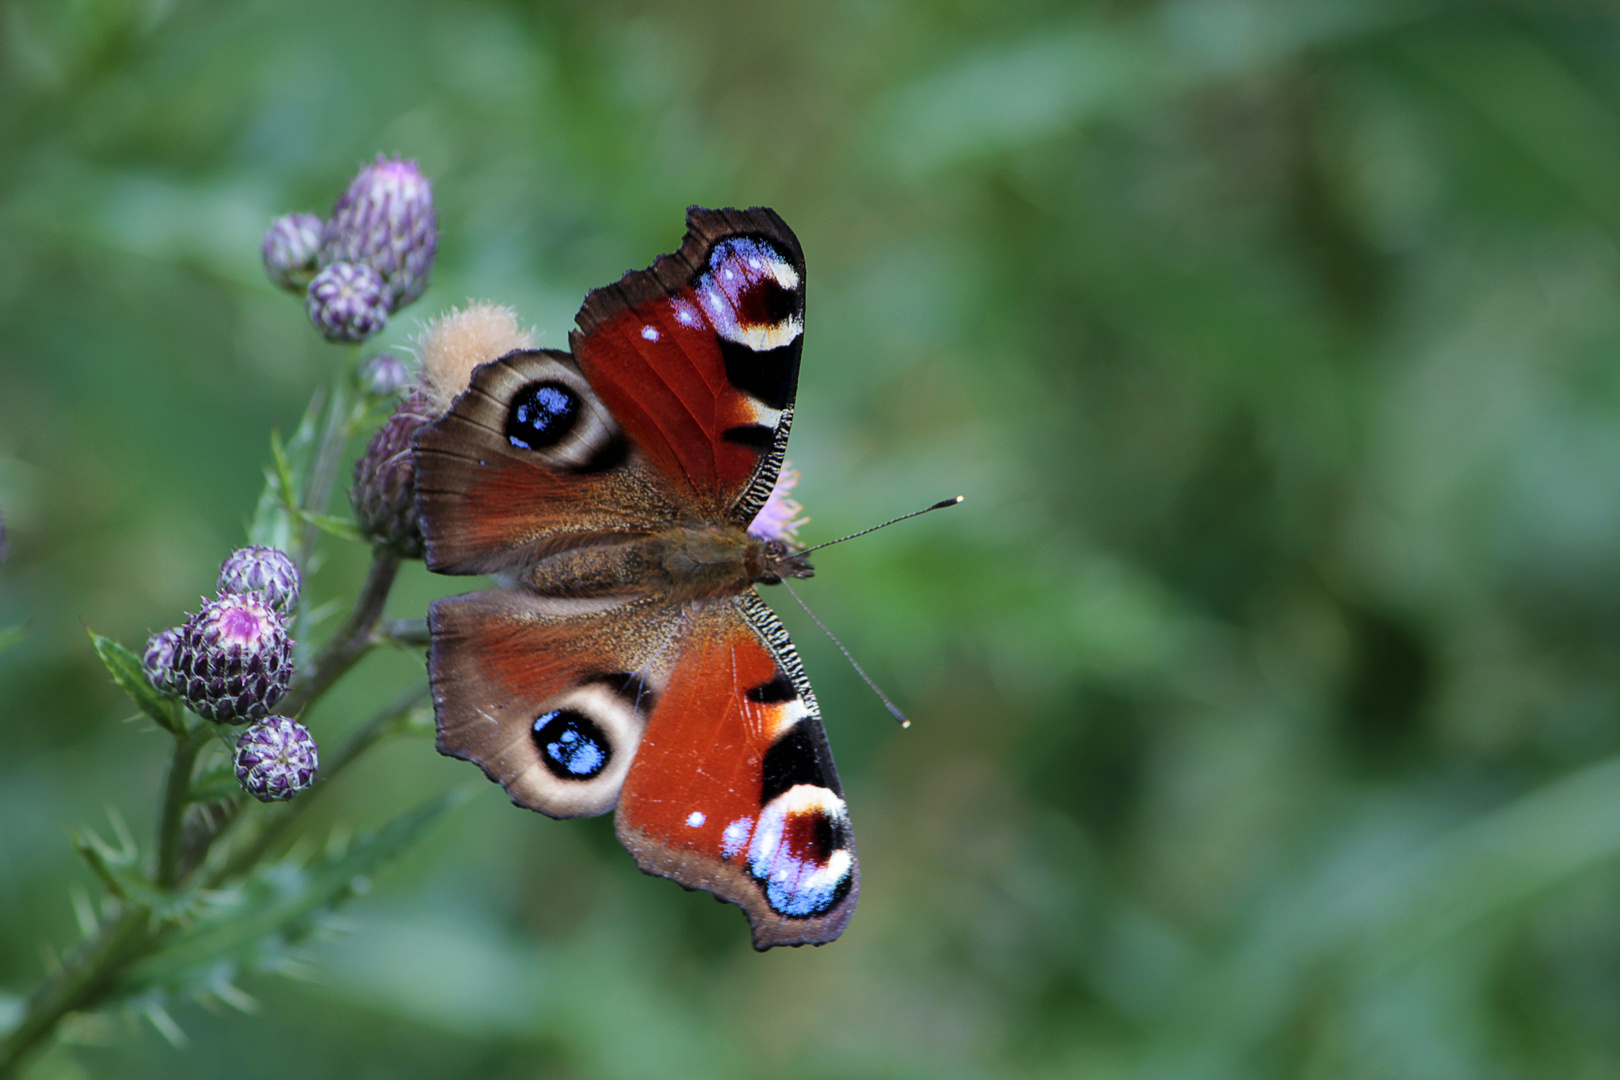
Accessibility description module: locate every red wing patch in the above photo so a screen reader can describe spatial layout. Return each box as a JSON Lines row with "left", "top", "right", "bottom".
{"left": 574, "top": 207, "right": 805, "bottom": 525}
{"left": 615, "top": 594, "right": 857, "bottom": 949}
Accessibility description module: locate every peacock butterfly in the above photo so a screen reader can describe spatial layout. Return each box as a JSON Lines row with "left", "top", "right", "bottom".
{"left": 413, "top": 207, "right": 858, "bottom": 948}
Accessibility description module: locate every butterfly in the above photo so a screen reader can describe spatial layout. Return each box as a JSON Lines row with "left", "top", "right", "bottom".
{"left": 413, "top": 207, "right": 858, "bottom": 948}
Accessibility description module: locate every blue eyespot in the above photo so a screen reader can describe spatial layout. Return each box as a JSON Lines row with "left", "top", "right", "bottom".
{"left": 532, "top": 709, "right": 609, "bottom": 780}
{"left": 507, "top": 381, "right": 579, "bottom": 450}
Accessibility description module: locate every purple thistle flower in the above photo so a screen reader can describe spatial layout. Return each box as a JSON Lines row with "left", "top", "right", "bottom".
{"left": 748, "top": 464, "right": 808, "bottom": 543}
{"left": 320, "top": 155, "right": 437, "bottom": 312}
{"left": 352, "top": 390, "right": 434, "bottom": 558}
{"left": 306, "top": 262, "right": 389, "bottom": 343}
{"left": 142, "top": 627, "right": 184, "bottom": 695}
{"left": 174, "top": 594, "right": 293, "bottom": 724}
{"left": 359, "top": 353, "right": 411, "bottom": 400}
{"left": 217, "top": 545, "right": 301, "bottom": 618}
{"left": 234, "top": 716, "right": 319, "bottom": 802}
{"left": 261, "top": 212, "right": 324, "bottom": 293}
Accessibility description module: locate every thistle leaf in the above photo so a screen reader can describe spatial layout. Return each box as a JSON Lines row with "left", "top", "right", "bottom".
{"left": 250, "top": 395, "right": 321, "bottom": 550}
{"left": 88, "top": 630, "right": 180, "bottom": 734}
{"left": 115, "top": 789, "right": 467, "bottom": 997}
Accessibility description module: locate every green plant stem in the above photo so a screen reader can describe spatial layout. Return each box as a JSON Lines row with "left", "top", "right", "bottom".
{"left": 296, "top": 358, "right": 358, "bottom": 568}
{"left": 0, "top": 906, "right": 149, "bottom": 1078}
{"left": 155, "top": 724, "right": 211, "bottom": 889}
{"left": 277, "top": 549, "right": 401, "bottom": 720}
{"left": 378, "top": 617, "right": 430, "bottom": 647}
{"left": 206, "top": 683, "right": 430, "bottom": 887}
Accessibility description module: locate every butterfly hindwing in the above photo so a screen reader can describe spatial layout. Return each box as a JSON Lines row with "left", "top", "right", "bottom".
{"left": 616, "top": 591, "right": 859, "bottom": 949}
{"left": 573, "top": 206, "right": 805, "bottom": 526}
{"left": 429, "top": 589, "right": 683, "bottom": 818}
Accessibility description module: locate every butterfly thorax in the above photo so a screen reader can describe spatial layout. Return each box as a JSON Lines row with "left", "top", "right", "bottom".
{"left": 519, "top": 525, "right": 812, "bottom": 603}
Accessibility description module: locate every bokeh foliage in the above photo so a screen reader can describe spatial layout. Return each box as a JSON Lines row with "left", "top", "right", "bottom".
{"left": 6, "top": 0, "right": 1620, "bottom": 1076}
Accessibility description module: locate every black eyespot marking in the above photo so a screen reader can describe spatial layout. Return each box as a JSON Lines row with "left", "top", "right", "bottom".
{"left": 747, "top": 672, "right": 797, "bottom": 705}
{"left": 735, "top": 277, "right": 798, "bottom": 328}
{"left": 721, "top": 340, "right": 798, "bottom": 411}
{"left": 588, "top": 671, "right": 653, "bottom": 708}
{"left": 532, "top": 709, "right": 610, "bottom": 780}
{"left": 810, "top": 809, "right": 844, "bottom": 862}
{"left": 576, "top": 430, "right": 630, "bottom": 474}
{"left": 723, "top": 424, "right": 776, "bottom": 451}
{"left": 506, "top": 381, "right": 579, "bottom": 450}
{"left": 762, "top": 722, "right": 837, "bottom": 804}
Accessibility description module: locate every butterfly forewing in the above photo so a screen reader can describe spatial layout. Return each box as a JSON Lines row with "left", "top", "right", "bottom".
{"left": 574, "top": 206, "right": 805, "bottom": 525}
{"left": 414, "top": 349, "right": 680, "bottom": 575}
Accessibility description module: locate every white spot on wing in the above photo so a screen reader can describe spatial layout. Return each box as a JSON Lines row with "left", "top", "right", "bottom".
{"left": 686, "top": 810, "right": 705, "bottom": 827}
{"left": 763, "top": 692, "right": 811, "bottom": 740}
{"left": 641, "top": 325, "right": 660, "bottom": 341}
{"left": 672, "top": 299, "right": 702, "bottom": 328}
{"left": 723, "top": 817, "right": 752, "bottom": 859}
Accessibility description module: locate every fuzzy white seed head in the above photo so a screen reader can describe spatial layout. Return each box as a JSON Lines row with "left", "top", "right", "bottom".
{"left": 416, "top": 302, "right": 536, "bottom": 414}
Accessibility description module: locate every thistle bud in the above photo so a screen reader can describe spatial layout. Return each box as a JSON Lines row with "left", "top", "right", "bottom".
{"left": 351, "top": 390, "right": 433, "bottom": 558}
{"left": 261, "top": 213, "right": 324, "bottom": 293}
{"left": 175, "top": 594, "right": 293, "bottom": 724}
{"left": 234, "top": 716, "right": 319, "bottom": 802}
{"left": 306, "top": 262, "right": 388, "bottom": 343}
{"left": 359, "top": 353, "right": 410, "bottom": 401}
{"left": 217, "top": 545, "right": 300, "bottom": 618}
{"left": 143, "top": 627, "right": 184, "bottom": 695}
{"left": 320, "top": 155, "right": 437, "bottom": 312}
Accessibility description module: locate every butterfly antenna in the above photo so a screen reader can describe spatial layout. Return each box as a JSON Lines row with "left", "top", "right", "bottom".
{"left": 795, "top": 495, "right": 964, "bottom": 557}
{"left": 781, "top": 579, "right": 911, "bottom": 729}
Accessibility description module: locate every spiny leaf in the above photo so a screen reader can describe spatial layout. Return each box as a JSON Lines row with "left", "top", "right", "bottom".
{"left": 250, "top": 395, "right": 321, "bottom": 549}
{"left": 88, "top": 629, "right": 180, "bottom": 734}
{"left": 287, "top": 508, "right": 363, "bottom": 543}
{"left": 72, "top": 828, "right": 192, "bottom": 921}
{"left": 116, "top": 789, "right": 467, "bottom": 995}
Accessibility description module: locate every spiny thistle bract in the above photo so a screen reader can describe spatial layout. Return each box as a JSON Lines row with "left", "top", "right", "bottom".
{"left": 306, "top": 261, "right": 389, "bottom": 343}
{"left": 319, "top": 155, "right": 437, "bottom": 313}
{"left": 234, "top": 716, "right": 319, "bottom": 802}
{"left": 174, "top": 594, "right": 293, "bottom": 725}
{"left": 359, "top": 353, "right": 410, "bottom": 401}
{"left": 261, "top": 212, "right": 324, "bottom": 294}
{"left": 351, "top": 389, "right": 434, "bottom": 558}
{"left": 216, "top": 545, "right": 301, "bottom": 618}
{"left": 142, "top": 627, "right": 184, "bottom": 695}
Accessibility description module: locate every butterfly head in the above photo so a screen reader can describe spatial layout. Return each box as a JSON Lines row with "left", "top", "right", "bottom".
{"left": 755, "top": 538, "right": 814, "bottom": 586}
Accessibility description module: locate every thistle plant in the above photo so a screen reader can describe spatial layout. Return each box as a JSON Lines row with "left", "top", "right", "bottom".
{"left": 0, "top": 156, "right": 454, "bottom": 1075}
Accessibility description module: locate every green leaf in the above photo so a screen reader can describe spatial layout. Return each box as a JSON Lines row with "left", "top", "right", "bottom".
{"left": 88, "top": 629, "right": 181, "bottom": 734}
{"left": 249, "top": 394, "right": 322, "bottom": 550}
{"left": 288, "top": 508, "right": 364, "bottom": 543}
{"left": 0, "top": 622, "right": 27, "bottom": 654}
{"left": 116, "top": 789, "right": 467, "bottom": 996}
{"left": 72, "top": 827, "right": 192, "bottom": 921}
{"left": 188, "top": 760, "right": 243, "bottom": 803}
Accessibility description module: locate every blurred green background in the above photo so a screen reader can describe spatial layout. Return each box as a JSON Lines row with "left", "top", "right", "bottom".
{"left": 7, "top": 0, "right": 1620, "bottom": 1076}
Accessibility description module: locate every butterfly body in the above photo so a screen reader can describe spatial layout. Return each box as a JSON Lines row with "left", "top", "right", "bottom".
{"left": 518, "top": 526, "right": 812, "bottom": 603}
{"left": 414, "top": 207, "right": 859, "bottom": 948}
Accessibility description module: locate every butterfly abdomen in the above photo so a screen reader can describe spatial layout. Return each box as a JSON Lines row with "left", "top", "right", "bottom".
{"left": 520, "top": 525, "right": 802, "bottom": 604}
